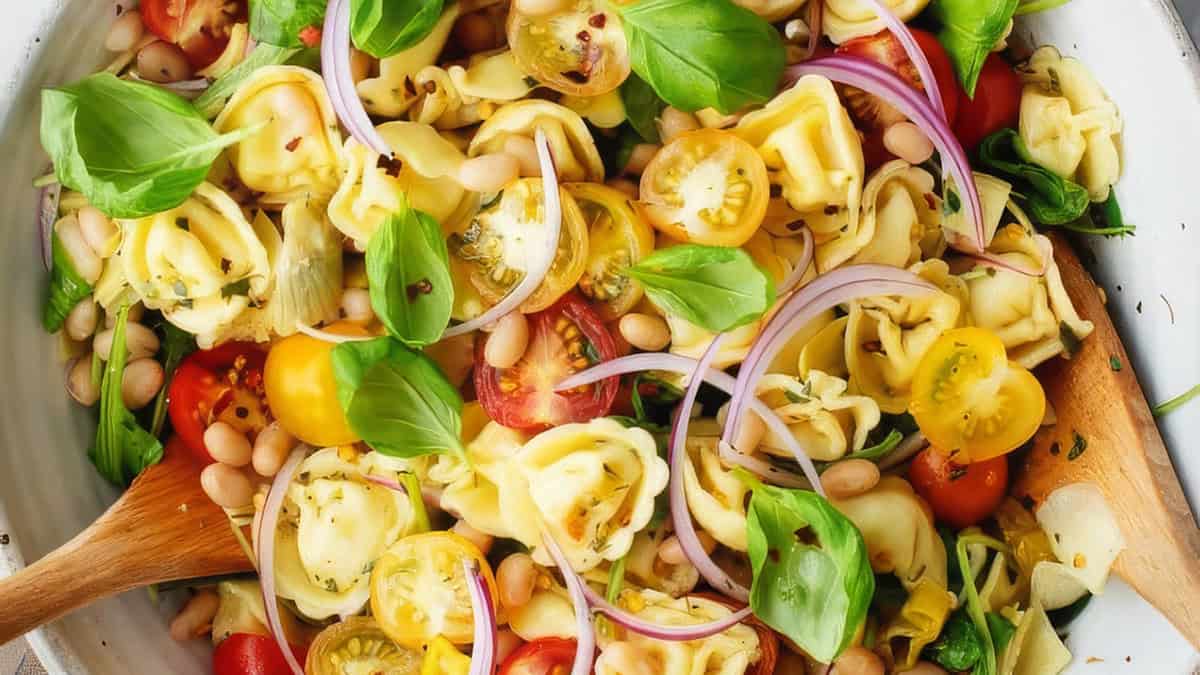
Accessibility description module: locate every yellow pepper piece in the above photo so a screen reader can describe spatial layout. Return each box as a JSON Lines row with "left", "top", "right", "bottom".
{"left": 995, "top": 498, "right": 1057, "bottom": 579}
{"left": 421, "top": 636, "right": 471, "bottom": 675}
{"left": 880, "top": 579, "right": 956, "bottom": 671}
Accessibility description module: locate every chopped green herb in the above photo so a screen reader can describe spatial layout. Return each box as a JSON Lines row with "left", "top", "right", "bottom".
{"left": 1151, "top": 383, "right": 1200, "bottom": 418}
{"left": 1067, "top": 432, "right": 1087, "bottom": 460}
{"left": 1109, "top": 355, "right": 1123, "bottom": 372}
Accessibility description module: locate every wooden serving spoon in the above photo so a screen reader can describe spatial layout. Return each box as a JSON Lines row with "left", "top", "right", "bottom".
{"left": 0, "top": 446, "right": 253, "bottom": 645}
{"left": 1012, "top": 232, "right": 1200, "bottom": 650}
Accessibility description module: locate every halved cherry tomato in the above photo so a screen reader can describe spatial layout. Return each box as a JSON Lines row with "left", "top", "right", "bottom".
{"left": 263, "top": 322, "right": 367, "bottom": 447}
{"left": 909, "top": 328, "right": 1046, "bottom": 463}
{"left": 306, "top": 617, "right": 421, "bottom": 675}
{"left": 498, "top": 637, "right": 577, "bottom": 675}
{"left": 475, "top": 292, "right": 619, "bottom": 430}
{"left": 566, "top": 183, "right": 656, "bottom": 321}
{"left": 952, "top": 54, "right": 1023, "bottom": 150}
{"left": 167, "top": 342, "right": 269, "bottom": 463}
{"left": 212, "top": 633, "right": 307, "bottom": 675}
{"left": 507, "top": 1, "right": 631, "bottom": 97}
{"left": 141, "top": 0, "right": 246, "bottom": 69}
{"left": 910, "top": 448, "right": 1009, "bottom": 529}
{"left": 639, "top": 129, "right": 769, "bottom": 248}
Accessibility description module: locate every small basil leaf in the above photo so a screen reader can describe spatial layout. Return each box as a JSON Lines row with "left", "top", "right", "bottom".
{"left": 619, "top": 0, "right": 786, "bottom": 114}
{"left": 625, "top": 244, "right": 774, "bottom": 331}
{"left": 366, "top": 201, "right": 454, "bottom": 347}
{"left": 350, "top": 0, "right": 444, "bottom": 58}
{"left": 928, "top": 0, "right": 1019, "bottom": 96}
{"left": 194, "top": 44, "right": 301, "bottom": 119}
{"left": 1063, "top": 191, "right": 1135, "bottom": 237}
{"left": 249, "top": 0, "right": 327, "bottom": 48}
{"left": 42, "top": 229, "right": 93, "bottom": 333}
{"left": 620, "top": 73, "right": 666, "bottom": 143}
{"left": 977, "top": 129, "right": 1089, "bottom": 225}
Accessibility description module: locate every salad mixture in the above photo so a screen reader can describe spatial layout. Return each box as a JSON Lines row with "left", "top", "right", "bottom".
{"left": 37, "top": 0, "right": 1135, "bottom": 672}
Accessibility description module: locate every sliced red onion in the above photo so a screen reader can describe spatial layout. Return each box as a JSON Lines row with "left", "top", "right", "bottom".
{"left": 443, "top": 129, "right": 560, "bottom": 338}
{"left": 555, "top": 354, "right": 819, "bottom": 490}
{"left": 580, "top": 580, "right": 753, "bottom": 640}
{"left": 797, "top": 0, "right": 823, "bottom": 62}
{"left": 776, "top": 226, "right": 814, "bottom": 296}
{"left": 295, "top": 321, "right": 374, "bottom": 343}
{"left": 464, "top": 559, "right": 497, "bottom": 675}
{"left": 38, "top": 179, "right": 60, "bottom": 270}
{"left": 861, "top": 0, "right": 947, "bottom": 121}
{"left": 541, "top": 532, "right": 595, "bottom": 675}
{"left": 966, "top": 232, "right": 1054, "bottom": 277}
{"left": 365, "top": 473, "right": 446, "bottom": 511}
{"left": 254, "top": 445, "right": 308, "bottom": 675}
{"left": 364, "top": 474, "right": 405, "bottom": 492}
{"left": 787, "top": 56, "right": 984, "bottom": 252}
{"left": 717, "top": 440, "right": 810, "bottom": 489}
{"left": 321, "top": 0, "right": 392, "bottom": 156}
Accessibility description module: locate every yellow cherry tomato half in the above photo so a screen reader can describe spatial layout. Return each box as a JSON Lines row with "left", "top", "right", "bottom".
{"left": 566, "top": 182, "right": 655, "bottom": 321}
{"left": 909, "top": 327, "right": 1046, "bottom": 463}
{"left": 264, "top": 322, "right": 367, "bottom": 447}
{"left": 306, "top": 617, "right": 422, "bottom": 675}
{"left": 638, "top": 128, "right": 770, "bottom": 248}
{"left": 370, "top": 532, "right": 498, "bottom": 649}
{"left": 507, "top": 0, "right": 631, "bottom": 97}
{"left": 421, "top": 635, "right": 471, "bottom": 675}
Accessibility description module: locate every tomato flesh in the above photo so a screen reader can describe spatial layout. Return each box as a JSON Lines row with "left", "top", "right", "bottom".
{"left": 498, "top": 637, "right": 577, "bottom": 675}
{"left": 212, "top": 633, "right": 307, "bottom": 675}
{"left": 475, "top": 293, "right": 619, "bottom": 431}
{"left": 910, "top": 448, "right": 1008, "bottom": 529}
{"left": 952, "top": 54, "right": 1023, "bottom": 150}
{"left": 141, "top": 0, "right": 246, "bottom": 69}
{"left": 167, "top": 342, "right": 269, "bottom": 463}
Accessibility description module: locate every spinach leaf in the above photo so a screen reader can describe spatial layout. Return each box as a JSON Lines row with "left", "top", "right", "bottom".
{"left": 1063, "top": 191, "right": 1135, "bottom": 237}
{"left": 366, "top": 200, "right": 454, "bottom": 348}
{"left": 351, "top": 0, "right": 444, "bottom": 58}
{"left": 619, "top": 0, "right": 786, "bottom": 114}
{"left": 249, "top": 0, "right": 327, "bottom": 48}
{"left": 746, "top": 482, "right": 875, "bottom": 662}
{"left": 91, "top": 305, "right": 164, "bottom": 486}
{"left": 977, "top": 129, "right": 1089, "bottom": 225}
{"left": 42, "top": 229, "right": 93, "bottom": 333}
{"left": 620, "top": 74, "right": 666, "bottom": 143}
{"left": 149, "top": 322, "right": 197, "bottom": 437}
{"left": 928, "top": 0, "right": 1019, "bottom": 96}
{"left": 194, "top": 44, "right": 301, "bottom": 119}
{"left": 926, "top": 610, "right": 985, "bottom": 670}
{"left": 625, "top": 244, "right": 774, "bottom": 332}
{"left": 331, "top": 337, "right": 467, "bottom": 458}
{"left": 41, "top": 73, "right": 261, "bottom": 218}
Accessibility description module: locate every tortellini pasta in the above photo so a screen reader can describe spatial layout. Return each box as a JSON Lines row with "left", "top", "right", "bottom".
{"left": 667, "top": 311, "right": 763, "bottom": 372}
{"left": 469, "top": 100, "right": 606, "bottom": 183}
{"left": 357, "top": 6, "right": 460, "bottom": 117}
{"left": 735, "top": 75, "right": 866, "bottom": 272}
{"left": 879, "top": 579, "right": 955, "bottom": 671}
{"left": 508, "top": 576, "right": 578, "bottom": 641}
{"left": 997, "top": 603, "right": 1072, "bottom": 675}
{"left": 848, "top": 160, "right": 940, "bottom": 268}
{"left": 1030, "top": 483, "right": 1124, "bottom": 611}
{"left": 1019, "top": 46, "right": 1122, "bottom": 202}
{"left": 682, "top": 436, "right": 752, "bottom": 552}
{"left": 798, "top": 315, "right": 849, "bottom": 380}
{"left": 517, "top": 418, "right": 669, "bottom": 571}
{"left": 756, "top": 371, "right": 881, "bottom": 462}
{"left": 942, "top": 172, "right": 1013, "bottom": 251}
{"left": 214, "top": 66, "right": 343, "bottom": 203}
{"left": 733, "top": 0, "right": 807, "bottom": 23}
{"left": 561, "top": 90, "right": 627, "bottom": 129}
{"left": 624, "top": 527, "right": 701, "bottom": 597}
{"left": 823, "top": 0, "right": 932, "bottom": 44}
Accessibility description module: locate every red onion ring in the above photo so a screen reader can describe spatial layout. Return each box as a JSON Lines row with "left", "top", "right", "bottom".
{"left": 38, "top": 180, "right": 60, "bottom": 271}
{"left": 442, "top": 129, "right": 560, "bottom": 338}
{"left": 717, "top": 440, "right": 810, "bottom": 489}
{"left": 580, "top": 580, "right": 754, "bottom": 640}
{"left": 464, "top": 559, "right": 497, "bottom": 675}
{"left": 294, "top": 321, "right": 375, "bottom": 343}
{"left": 254, "top": 445, "right": 308, "bottom": 675}
{"left": 321, "top": 0, "right": 392, "bottom": 156}
{"left": 541, "top": 531, "right": 596, "bottom": 675}
{"left": 364, "top": 473, "right": 444, "bottom": 509}
{"left": 776, "top": 225, "right": 815, "bottom": 296}
{"left": 861, "top": 0, "right": 947, "bottom": 121}
{"left": 786, "top": 56, "right": 984, "bottom": 252}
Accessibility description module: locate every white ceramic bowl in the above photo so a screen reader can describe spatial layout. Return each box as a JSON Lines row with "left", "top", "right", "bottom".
{"left": 1, "top": 0, "right": 1199, "bottom": 672}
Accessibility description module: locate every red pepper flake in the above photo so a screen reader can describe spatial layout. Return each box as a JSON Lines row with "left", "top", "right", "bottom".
{"left": 407, "top": 278, "right": 434, "bottom": 300}
{"left": 299, "top": 25, "right": 322, "bottom": 48}
{"left": 576, "top": 30, "right": 591, "bottom": 42}
{"left": 588, "top": 13, "right": 607, "bottom": 28}
{"left": 285, "top": 137, "right": 302, "bottom": 152}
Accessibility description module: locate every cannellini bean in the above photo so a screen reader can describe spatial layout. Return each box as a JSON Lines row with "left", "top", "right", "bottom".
{"left": 456, "top": 153, "right": 520, "bottom": 193}
{"left": 349, "top": 48, "right": 373, "bottom": 85}
{"left": 55, "top": 216, "right": 102, "bottom": 284}
{"left": 513, "top": 0, "right": 572, "bottom": 17}
{"left": 485, "top": 312, "right": 530, "bottom": 369}
{"left": 204, "top": 421, "right": 253, "bottom": 468}
{"left": 106, "top": 10, "right": 146, "bottom": 53}
{"left": 105, "top": 303, "right": 144, "bottom": 328}
{"left": 822, "top": 459, "right": 881, "bottom": 499}
{"left": 830, "top": 646, "right": 885, "bottom": 675}
{"left": 495, "top": 630, "right": 524, "bottom": 664}
{"left": 121, "top": 358, "right": 164, "bottom": 410}
{"left": 623, "top": 143, "right": 660, "bottom": 175}
{"left": 94, "top": 322, "right": 160, "bottom": 361}
{"left": 595, "top": 642, "right": 655, "bottom": 675}
{"left": 66, "top": 356, "right": 99, "bottom": 407}
{"left": 341, "top": 288, "right": 375, "bottom": 325}
{"left": 658, "top": 108, "right": 700, "bottom": 144}
{"left": 452, "top": 519, "right": 494, "bottom": 554}
{"left": 907, "top": 662, "right": 948, "bottom": 675}
{"left": 252, "top": 422, "right": 295, "bottom": 477}
{"left": 65, "top": 297, "right": 99, "bottom": 342}
{"left": 137, "top": 41, "right": 193, "bottom": 84}
{"left": 168, "top": 589, "right": 220, "bottom": 641}
{"left": 200, "top": 463, "right": 254, "bottom": 509}
{"left": 605, "top": 177, "right": 638, "bottom": 199}
{"left": 496, "top": 553, "right": 538, "bottom": 610}
{"left": 657, "top": 536, "right": 688, "bottom": 566}
{"left": 618, "top": 313, "right": 670, "bottom": 352}
{"left": 77, "top": 206, "right": 119, "bottom": 258}
{"left": 454, "top": 11, "right": 499, "bottom": 53}
{"left": 716, "top": 404, "right": 766, "bottom": 455}
{"left": 784, "top": 18, "right": 811, "bottom": 43}
{"left": 503, "top": 135, "right": 542, "bottom": 177}
{"left": 883, "top": 121, "right": 935, "bottom": 165}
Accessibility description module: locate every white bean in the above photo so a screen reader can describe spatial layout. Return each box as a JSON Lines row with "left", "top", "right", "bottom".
{"left": 121, "top": 358, "right": 164, "bottom": 410}
{"left": 907, "top": 662, "right": 948, "bottom": 675}
{"left": 717, "top": 403, "right": 766, "bottom": 455}
{"left": 55, "top": 215, "right": 102, "bottom": 284}
{"left": 454, "top": 12, "right": 499, "bottom": 54}
{"left": 105, "top": 303, "right": 144, "bottom": 328}
{"left": 830, "top": 647, "right": 884, "bottom": 675}
{"left": 513, "top": 0, "right": 572, "bottom": 16}
{"left": 106, "top": 10, "right": 146, "bottom": 53}
{"left": 595, "top": 642, "right": 655, "bottom": 675}
{"left": 657, "top": 536, "right": 689, "bottom": 566}
{"left": 618, "top": 313, "right": 670, "bottom": 352}
{"left": 784, "top": 18, "right": 811, "bottom": 43}
{"left": 657, "top": 108, "right": 700, "bottom": 144}
{"left": 137, "top": 41, "right": 193, "bottom": 84}
{"left": 66, "top": 356, "right": 99, "bottom": 407}
{"left": 168, "top": 589, "right": 220, "bottom": 641}
{"left": 605, "top": 177, "right": 639, "bottom": 199}
{"left": 821, "top": 459, "right": 881, "bottom": 499}
{"left": 200, "top": 463, "right": 254, "bottom": 509}
{"left": 883, "top": 121, "right": 935, "bottom": 165}
{"left": 623, "top": 143, "right": 660, "bottom": 175}
{"left": 252, "top": 422, "right": 295, "bottom": 477}
{"left": 496, "top": 553, "right": 537, "bottom": 610}
{"left": 349, "top": 48, "right": 373, "bottom": 84}
{"left": 485, "top": 312, "right": 529, "bottom": 369}
{"left": 94, "top": 322, "right": 160, "bottom": 361}
{"left": 65, "top": 297, "right": 100, "bottom": 342}
{"left": 341, "top": 288, "right": 375, "bottom": 325}
{"left": 503, "top": 135, "right": 542, "bottom": 177}
{"left": 452, "top": 519, "right": 494, "bottom": 555}
{"left": 204, "top": 422, "right": 253, "bottom": 468}
{"left": 456, "top": 153, "right": 520, "bottom": 193}
{"left": 77, "top": 207, "right": 119, "bottom": 258}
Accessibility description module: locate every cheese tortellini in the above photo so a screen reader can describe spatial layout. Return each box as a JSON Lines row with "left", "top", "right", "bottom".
{"left": 1030, "top": 483, "right": 1124, "bottom": 611}
{"left": 732, "top": 0, "right": 807, "bottom": 22}
{"left": 357, "top": 6, "right": 460, "bottom": 117}
{"left": 849, "top": 160, "right": 940, "bottom": 268}
{"left": 735, "top": 76, "right": 866, "bottom": 272}
{"left": 407, "top": 51, "right": 536, "bottom": 130}
{"left": 823, "top": 0, "right": 933, "bottom": 44}
{"left": 1019, "top": 46, "right": 1122, "bottom": 202}
{"left": 468, "top": 100, "right": 605, "bottom": 183}
{"left": 756, "top": 371, "right": 882, "bottom": 462}
{"left": 682, "top": 436, "right": 752, "bottom": 552}
{"left": 667, "top": 311, "right": 763, "bottom": 371}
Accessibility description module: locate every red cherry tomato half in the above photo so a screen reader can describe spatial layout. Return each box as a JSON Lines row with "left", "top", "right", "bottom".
{"left": 167, "top": 342, "right": 269, "bottom": 463}
{"left": 909, "top": 447, "right": 1009, "bottom": 529}
{"left": 498, "top": 637, "right": 577, "bottom": 675}
{"left": 952, "top": 54, "right": 1023, "bottom": 151}
{"left": 140, "top": 0, "right": 247, "bottom": 69}
{"left": 212, "top": 633, "right": 307, "bottom": 675}
{"left": 475, "top": 293, "right": 619, "bottom": 431}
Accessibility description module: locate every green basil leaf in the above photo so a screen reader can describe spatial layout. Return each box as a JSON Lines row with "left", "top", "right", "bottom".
{"left": 194, "top": 44, "right": 301, "bottom": 119}
{"left": 977, "top": 129, "right": 1089, "bottom": 225}
{"left": 249, "top": 0, "right": 327, "bottom": 48}
{"left": 620, "top": 73, "right": 666, "bottom": 143}
{"left": 928, "top": 0, "right": 1019, "bottom": 96}
{"left": 619, "top": 0, "right": 785, "bottom": 114}
{"left": 925, "top": 609, "right": 985, "bottom": 671}
{"left": 42, "top": 229, "right": 93, "bottom": 333}
{"left": 746, "top": 483, "right": 875, "bottom": 662}
{"left": 1062, "top": 191, "right": 1135, "bottom": 237}
{"left": 331, "top": 338, "right": 467, "bottom": 458}
{"left": 351, "top": 0, "right": 444, "bottom": 58}
{"left": 41, "top": 73, "right": 261, "bottom": 218}
{"left": 625, "top": 244, "right": 774, "bottom": 331}
{"left": 816, "top": 429, "right": 904, "bottom": 473}
{"left": 149, "top": 322, "right": 197, "bottom": 437}
{"left": 90, "top": 305, "right": 164, "bottom": 486}
{"left": 366, "top": 201, "right": 454, "bottom": 347}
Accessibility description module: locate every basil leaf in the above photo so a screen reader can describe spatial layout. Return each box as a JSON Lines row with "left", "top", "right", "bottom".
{"left": 1063, "top": 191, "right": 1135, "bottom": 237}
{"left": 41, "top": 73, "right": 260, "bottom": 218}
{"left": 351, "top": 0, "right": 444, "bottom": 58}
{"left": 977, "top": 129, "right": 1089, "bottom": 225}
{"left": 331, "top": 338, "right": 467, "bottom": 458}
{"left": 927, "top": 0, "right": 1019, "bottom": 96}
{"left": 250, "top": 0, "right": 327, "bottom": 48}
{"left": 90, "top": 305, "right": 164, "bottom": 486}
{"left": 625, "top": 244, "right": 774, "bottom": 331}
{"left": 149, "top": 322, "right": 197, "bottom": 437}
{"left": 746, "top": 483, "right": 875, "bottom": 662}
{"left": 366, "top": 201, "right": 454, "bottom": 347}
{"left": 619, "top": 0, "right": 785, "bottom": 114}
{"left": 620, "top": 74, "right": 666, "bottom": 143}
{"left": 194, "top": 44, "right": 301, "bottom": 119}
{"left": 42, "top": 229, "right": 93, "bottom": 333}
{"left": 816, "top": 429, "right": 904, "bottom": 473}
{"left": 926, "top": 610, "right": 985, "bottom": 671}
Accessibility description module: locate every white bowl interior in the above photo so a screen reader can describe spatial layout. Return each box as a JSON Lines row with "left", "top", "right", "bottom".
{"left": 0, "top": 0, "right": 1197, "bottom": 672}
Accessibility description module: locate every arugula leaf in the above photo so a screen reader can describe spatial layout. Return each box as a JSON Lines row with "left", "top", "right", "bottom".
{"left": 42, "top": 229, "right": 93, "bottom": 333}
{"left": 149, "top": 322, "right": 197, "bottom": 437}
{"left": 626, "top": 244, "right": 774, "bottom": 332}
{"left": 619, "top": 0, "right": 786, "bottom": 114}
{"left": 745, "top": 482, "right": 875, "bottom": 662}
{"left": 331, "top": 337, "right": 467, "bottom": 458}
{"left": 928, "top": 0, "right": 1020, "bottom": 96}
{"left": 977, "top": 129, "right": 1089, "bottom": 225}
{"left": 366, "top": 200, "right": 454, "bottom": 347}
{"left": 249, "top": 0, "right": 327, "bottom": 48}
{"left": 620, "top": 74, "right": 666, "bottom": 143}
{"left": 351, "top": 0, "right": 444, "bottom": 58}
{"left": 41, "top": 74, "right": 261, "bottom": 218}
{"left": 90, "top": 305, "right": 164, "bottom": 486}
{"left": 194, "top": 44, "right": 301, "bottom": 119}
{"left": 926, "top": 610, "right": 985, "bottom": 670}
